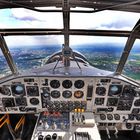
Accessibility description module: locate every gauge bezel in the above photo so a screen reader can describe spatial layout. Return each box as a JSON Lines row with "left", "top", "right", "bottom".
{"left": 62, "top": 90, "right": 72, "bottom": 98}
{"left": 51, "top": 90, "right": 61, "bottom": 98}
{"left": 74, "top": 90, "right": 84, "bottom": 98}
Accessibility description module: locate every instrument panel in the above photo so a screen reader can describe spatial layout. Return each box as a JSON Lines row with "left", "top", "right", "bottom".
{"left": 0, "top": 75, "right": 140, "bottom": 131}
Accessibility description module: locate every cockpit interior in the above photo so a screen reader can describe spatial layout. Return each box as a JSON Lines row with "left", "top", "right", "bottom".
{"left": 0, "top": 0, "right": 140, "bottom": 140}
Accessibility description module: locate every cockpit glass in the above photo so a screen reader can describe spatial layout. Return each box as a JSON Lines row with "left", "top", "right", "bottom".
{"left": 0, "top": 49, "right": 12, "bottom": 78}
{"left": 0, "top": 8, "right": 140, "bottom": 82}
{"left": 70, "top": 10, "right": 140, "bottom": 30}
{"left": 0, "top": 8, "right": 63, "bottom": 28}
{"left": 70, "top": 36, "right": 127, "bottom": 72}
{"left": 4, "top": 35, "right": 64, "bottom": 72}
{"left": 123, "top": 39, "right": 140, "bottom": 80}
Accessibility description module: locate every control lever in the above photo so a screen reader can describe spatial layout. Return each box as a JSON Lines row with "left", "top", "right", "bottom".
{"left": 114, "top": 127, "right": 118, "bottom": 139}
{"left": 106, "top": 127, "right": 111, "bottom": 139}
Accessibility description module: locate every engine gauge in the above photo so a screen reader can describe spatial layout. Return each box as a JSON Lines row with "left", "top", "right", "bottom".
{"left": 62, "top": 90, "right": 72, "bottom": 98}
{"left": 62, "top": 80, "right": 72, "bottom": 89}
{"left": 50, "top": 80, "right": 60, "bottom": 89}
{"left": 0, "top": 85, "right": 11, "bottom": 96}
{"left": 74, "top": 80, "right": 85, "bottom": 89}
{"left": 74, "top": 91, "right": 84, "bottom": 98}
{"left": 96, "top": 87, "right": 106, "bottom": 96}
{"left": 51, "top": 90, "right": 60, "bottom": 98}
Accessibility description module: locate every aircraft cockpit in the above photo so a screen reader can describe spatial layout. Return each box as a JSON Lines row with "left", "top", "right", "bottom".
{"left": 0, "top": 0, "right": 140, "bottom": 140}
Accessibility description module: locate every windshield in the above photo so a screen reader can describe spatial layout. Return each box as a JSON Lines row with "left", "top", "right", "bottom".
{"left": 70, "top": 36, "right": 127, "bottom": 72}
{"left": 0, "top": 8, "right": 140, "bottom": 81}
{"left": 0, "top": 8, "right": 63, "bottom": 28}
{"left": 123, "top": 39, "right": 140, "bottom": 80}
{"left": 0, "top": 49, "right": 12, "bottom": 77}
{"left": 70, "top": 10, "right": 140, "bottom": 30}
{"left": 5, "top": 35, "right": 63, "bottom": 72}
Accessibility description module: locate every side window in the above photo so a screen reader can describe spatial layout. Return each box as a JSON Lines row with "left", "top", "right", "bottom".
{"left": 0, "top": 48, "right": 11, "bottom": 78}
{"left": 123, "top": 39, "right": 140, "bottom": 80}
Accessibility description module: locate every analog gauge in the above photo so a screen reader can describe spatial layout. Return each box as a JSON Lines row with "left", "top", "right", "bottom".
{"left": 15, "top": 97, "right": 27, "bottom": 106}
{"left": 0, "top": 86, "right": 11, "bottom": 96}
{"left": 95, "top": 98, "right": 104, "bottom": 105}
{"left": 96, "top": 87, "right": 106, "bottom": 96}
{"left": 100, "top": 114, "right": 106, "bottom": 120}
{"left": 74, "top": 80, "right": 85, "bottom": 89}
{"left": 26, "top": 86, "right": 39, "bottom": 96}
{"left": 107, "top": 98, "right": 118, "bottom": 106}
{"left": 74, "top": 91, "right": 84, "bottom": 98}
{"left": 11, "top": 84, "right": 25, "bottom": 96}
{"left": 62, "top": 90, "right": 72, "bottom": 98}
{"left": 51, "top": 90, "right": 60, "bottom": 98}
{"left": 50, "top": 80, "right": 60, "bottom": 89}
{"left": 107, "top": 114, "right": 113, "bottom": 120}
{"left": 114, "top": 114, "right": 120, "bottom": 120}
{"left": 62, "top": 80, "right": 72, "bottom": 89}
{"left": 134, "top": 99, "right": 140, "bottom": 106}
{"left": 122, "top": 85, "right": 135, "bottom": 99}
{"left": 30, "top": 98, "right": 39, "bottom": 105}
{"left": 108, "top": 85, "right": 122, "bottom": 96}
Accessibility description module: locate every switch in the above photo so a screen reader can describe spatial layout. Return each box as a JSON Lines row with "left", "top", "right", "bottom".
{"left": 52, "top": 133, "right": 57, "bottom": 140}
{"left": 44, "top": 135, "right": 51, "bottom": 140}
{"left": 106, "top": 127, "right": 111, "bottom": 139}
{"left": 38, "top": 135, "right": 44, "bottom": 140}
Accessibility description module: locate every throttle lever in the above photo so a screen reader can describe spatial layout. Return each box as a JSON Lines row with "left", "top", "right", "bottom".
{"left": 106, "top": 127, "right": 111, "bottom": 139}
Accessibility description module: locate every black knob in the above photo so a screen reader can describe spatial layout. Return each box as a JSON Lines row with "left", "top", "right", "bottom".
{"left": 38, "top": 135, "right": 44, "bottom": 140}
{"left": 52, "top": 133, "right": 57, "bottom": 139}
{"left": 44, "top": 135, "right": 51, "bottom": 140}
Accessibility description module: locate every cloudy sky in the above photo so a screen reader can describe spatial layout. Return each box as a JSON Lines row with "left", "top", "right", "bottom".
{"left": 0, "top": 8, "right": 140, "bottom": 47}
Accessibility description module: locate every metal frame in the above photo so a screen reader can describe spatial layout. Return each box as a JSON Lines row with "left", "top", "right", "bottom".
{"left": 0, "top": 35, "right": 18, "bottom": 74}
{"left": 116, "top": 19, "right": 140, "bottom": 74}
{"left": 0, "top": 0, "right": 140, "bottom": 13}
{"left": 0, "top": 29, "right": 135, "bottom": 37}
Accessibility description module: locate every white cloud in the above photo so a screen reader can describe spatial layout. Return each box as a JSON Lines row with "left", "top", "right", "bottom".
{"left": 1, "top": 9, "right": 140, "bottom": 46}
{"left": 70, "top": 36, "right": 128, "bottom": 46}
{"left": 70, "top": 10, "right": 140, "bottom": 30}
{"left": 5, "top": 35, "right": 64, "bottom": 47}
{"left": 11, "top": 8, "right": 63, "bottom": 28}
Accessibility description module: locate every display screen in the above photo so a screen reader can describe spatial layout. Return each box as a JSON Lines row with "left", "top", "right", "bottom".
{"left": 11, "top": 84, "right": 25, "bottom": 96}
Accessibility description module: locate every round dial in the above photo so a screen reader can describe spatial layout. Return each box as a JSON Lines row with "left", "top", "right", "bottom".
{"left": 114, "top": 114, "right": 120, "bottom": 120}
{"left": 30, "top": 98, "right": 39, "bottom": 105}
{"left": 0, "top": 86, "right": 11, "bottom": 96}
{"left": 100, "top": 114, "right": 106, "bottom": 120}
{"left": 51, "top": 90, "right": 60, "bottom": 98}
{"left": 107, "top": 114, "right": 113, "bottom": 120}
{"left": 134, "top": 99, "right": 140, "bottom": 106}
{"left": 74, "top": 80, "right": 85, "bottom": 89}
{"left": 122, "top": 86, "right": 135, "bottom": 98}
{"left": 62, "top": 80, "right": 72, "bottom": 89}
{"left": 62, "top": 90, "right": 72, "bottom": 98}
{"left": 96, "top": 87, "right": 106, "bottom": 96}
{"left": 74, "top": 91, "right": 84, "bottom": 98}
{"left": 50, "top": 80, "right": 60, "bottom": 89}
